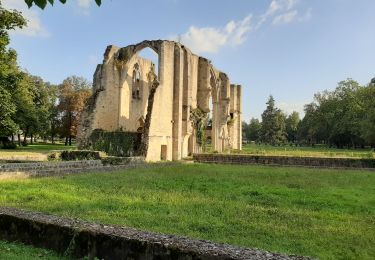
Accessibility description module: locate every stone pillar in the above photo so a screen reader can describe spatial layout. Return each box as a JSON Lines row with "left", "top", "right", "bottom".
{"left": 172, "top": 45, "right": 184, "bottom": 160}
{"left": 236, "top": 85, "right": 242, "bottom": 150}
{"left": 197, "top": 58, "right": 211, "bottom": 113}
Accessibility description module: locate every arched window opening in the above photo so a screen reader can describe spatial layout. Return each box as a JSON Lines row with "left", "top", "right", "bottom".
{"left": 132, "top": 63, "right": 141, "bottom": 99}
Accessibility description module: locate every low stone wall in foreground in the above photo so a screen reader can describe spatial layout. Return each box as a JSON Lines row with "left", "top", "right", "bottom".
{"left": 193, "top": 153, "right": 375, "bottom": 169}
{"left": 0, "top": 207, "right": 310, "bottom": 260}
{"left": 0, "top": 157, "right": 144, "bottom": 177}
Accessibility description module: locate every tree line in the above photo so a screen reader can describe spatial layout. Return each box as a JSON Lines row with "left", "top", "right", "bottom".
{"left": 244, "top": 78, "right": 375, "bottom": 148}
{"left": 0, "top": 3, "right": 91, "bottom": 148}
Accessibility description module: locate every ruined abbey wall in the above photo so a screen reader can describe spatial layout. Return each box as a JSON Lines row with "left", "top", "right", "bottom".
{"left": 78, "top": 40, "right": 242, "bottom": 161}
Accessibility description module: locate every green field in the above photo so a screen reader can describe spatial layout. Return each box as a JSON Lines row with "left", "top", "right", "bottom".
{"left": 0, "top": 143, "right": 76, "bottom": 161}
{"left": 239, "top": 143, "right": 374, "bottom": 159}
{"left": 0, "top": 240, "right": 64, "bottom": 260}
{"left": 0, "top": 164, "right": 374, "bottom": 259}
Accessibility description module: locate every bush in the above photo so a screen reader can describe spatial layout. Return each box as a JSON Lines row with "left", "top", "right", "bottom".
{"left": 1, "top": 142, "right": 17, "bottom": 149}
{"left": 60, "top": 150, "right": 101, "bottom": 161}
{"left": 47, "top": 152, "right": 60, "bottom": 161}
{"left": 88, "top": 130, "right": 141, "bottom": 157}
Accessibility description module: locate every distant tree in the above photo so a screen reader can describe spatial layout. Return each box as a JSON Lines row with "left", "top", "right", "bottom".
{"left": 242, "top": 121, "right": 249, "bottom": 142}
{"left": 58, "top": 76, "right": 91, "bottom": 146}
{"left": 248, "top": 118, "right": 261, "bottom": 142}
{"left": 359, "top": 82, "right": 375, "bottom": 147}
{"left": 260, "top": 95, "right": 287, "bottom": 145}
{"left": 286, "top": 111, "right": 300, "bottom": 143}
{"left": 24, "top": 0, "right": 102, "bottom": 9}
{"left": 297, "top": 79, "right": 370, "bottom": 148}
{"left": 297, "top": 103, "right": 318, "bottom": 145}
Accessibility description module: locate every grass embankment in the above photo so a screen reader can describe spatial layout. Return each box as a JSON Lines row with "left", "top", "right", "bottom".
{"left": 240, "top": 143, "right": 374, "bottom": 159}
{"left": 0, "top": 164, "right": 374, "bottom": 259}
{"left": 0, "top": 143, "right": 76, "bottom": 161}
{"left": 0, "top": 240, "right": 64, "bottom": 260}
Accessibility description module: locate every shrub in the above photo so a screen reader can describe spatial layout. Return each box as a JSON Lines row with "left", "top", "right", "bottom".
{"left": 1, "top": 142, "right": 17, "bottom": 149}
{"left": 88, "top": 130, "right": 141, "bottom": 157}
{"left": 47, "top": 152, "right": 60, "bottom": 161}
{"left": 60, "top": 150, "right": 101, "bottom": 161}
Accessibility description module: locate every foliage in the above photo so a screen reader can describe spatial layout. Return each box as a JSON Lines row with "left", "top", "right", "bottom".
{"left": 0, "top": 164, "right": 374, "bottom": 259}
{"left": 259, "top": 96, "right": 287, "bottom": 145}
{"left": 60, "top": 150, "right": 100, "bottom": 161}
{"left": 24, "top": 0, "right": 102, "bottom": 9}
{"left": 285, "top": 111, "right": 300, "bottom": 143}
{"left": 297, "top": 79, "right": 374, "bottom": 148}
{"left": 58, "top": 76, "right": 92, "bottom": 145}
{"left": 190, "top": 108, "right": 208, "bottom": 150}
{"left": 246, "top": 118, "right": 261, "bottom": 142}
{"left": 0, "top": 2, "right": 26, "bottom": 140}
{"left": 0, "top": 240, "right": 64, "bottom": 260}
{"left": 88, "top": 129, "right": 141, "bottom": 157}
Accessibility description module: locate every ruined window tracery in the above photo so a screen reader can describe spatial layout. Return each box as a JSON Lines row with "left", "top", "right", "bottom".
{"left": 132, "top": 63, "right": 141, "bottom": 99}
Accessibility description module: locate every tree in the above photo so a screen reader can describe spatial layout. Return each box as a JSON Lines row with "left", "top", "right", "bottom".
{"left": 247, "top": 118, "right": 261, "bottom": 142}
{"left": 260, "top": 95, "right": 287, "bottom": 145}
{"left": 286, "top": 111, "right": 300, "bottom": 143}
{"left": 24, "top": 0, "right": 102, "bottom": 9}
{"left": 297, "top": 79, "right": 371, "bottom": 148}
{"left": 359, "top": 82, "right": 375, "bottom": 147}
{"left": 58, "top": 76, "right": 91, "bottom": 146}
{"left": 0, "top": 2, "right": 27, "bottom": 146}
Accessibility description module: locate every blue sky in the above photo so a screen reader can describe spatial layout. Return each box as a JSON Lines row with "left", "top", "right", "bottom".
{"left": 3, "top": 0, "right": 375, "bottom": 121}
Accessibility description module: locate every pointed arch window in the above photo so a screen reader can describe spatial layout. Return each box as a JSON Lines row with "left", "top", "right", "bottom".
{"left": 132, "top": 63, "right": 141, "bottom": 99}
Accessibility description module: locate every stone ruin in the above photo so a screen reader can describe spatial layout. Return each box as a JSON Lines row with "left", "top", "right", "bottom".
{"left": 77, "top": 40, "right": 242, "bottom": 161}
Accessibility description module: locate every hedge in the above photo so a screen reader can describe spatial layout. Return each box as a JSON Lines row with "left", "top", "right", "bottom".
{"left": 88, "top": 130, "right": 141, "bottom": 157}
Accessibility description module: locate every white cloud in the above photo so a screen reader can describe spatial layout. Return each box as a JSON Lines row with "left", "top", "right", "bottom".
{"left": 278, "top": 101, "right": 305, "bottom": 116}
{"left": 2, "top": 0, "right": 49, "bottom": 37}
{"left": 176, "top": 15, "right": 252, "bottom": 54}
{"left": 173, "top": 0, "right": 311, "bottom": 53}
{"left": 273, "top": 10, "right": 298, "bottom": 25}
{"left": 78, "top": 0, "right": 92, "bottom": 9}
{"left": 257, "top": 0, "right": 309, "bottom": 27}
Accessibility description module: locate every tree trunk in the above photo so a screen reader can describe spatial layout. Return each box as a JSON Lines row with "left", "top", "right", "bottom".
{"left": 65, "top": 136, "right": 68, "bottom": 146}
{"left": 30, "top": 133, "right": 33, "bottom": 144}
{"left": 11, "top": 134, "right": 14, "bottom": 142}
{"left": 51, "top": 134, "right": 55, "bottom": 144}
{"left": 23, "top": 128, "right": 28, "bottom": 145}
{"left": 69, "top": 135, "right": 72, "bottom": 146}
{"left": 17, "top": 134, "right": 21, "bottom": 146}
{"left": 139, "top": 78, "right": 160, "bottom": 157}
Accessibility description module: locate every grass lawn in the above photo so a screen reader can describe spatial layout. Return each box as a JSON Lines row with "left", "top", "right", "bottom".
{"left": 0, "top": 164, "right": 374, "bottom": 259}
{"left": 239, "top": 143, "right": 374, "bottom": 159}
{"left": 0, "top": 143, "right": 76, "bottom": 161}
{"left": 0, "top": 240, "right": 64, "bottom": 260}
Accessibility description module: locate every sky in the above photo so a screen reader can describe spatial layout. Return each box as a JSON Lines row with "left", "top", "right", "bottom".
{"left": 3, "top": 0, "right": 375, "bottom": 121}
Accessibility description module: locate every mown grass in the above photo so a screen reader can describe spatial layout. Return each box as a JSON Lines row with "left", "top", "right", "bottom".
{"left": 0, "top": 164, "right": 374, "bottom": 259}
{"left": 0, "top": 143, "right": 76, "bottom": 161}
{"left": 0, "top": 240, "right": 64, "bottom": 260}
{"left": 239, "top": 143, "right": 374, "bottom": 159}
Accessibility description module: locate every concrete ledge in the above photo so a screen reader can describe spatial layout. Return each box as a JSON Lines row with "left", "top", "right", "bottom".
{"left": 193, "top": 154, "right": 375, "bottom": 170}
{"left": 0, "top": 207, "right": 310, "bottom": 260}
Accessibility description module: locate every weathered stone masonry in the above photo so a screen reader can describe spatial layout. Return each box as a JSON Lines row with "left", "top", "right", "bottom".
{"left": 77, "top": 40, "right": 242, "bottom": 161}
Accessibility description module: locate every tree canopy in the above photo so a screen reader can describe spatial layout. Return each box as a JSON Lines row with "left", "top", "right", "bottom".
{"left": 24, "top": 0, "right": 102, "bottom": 9}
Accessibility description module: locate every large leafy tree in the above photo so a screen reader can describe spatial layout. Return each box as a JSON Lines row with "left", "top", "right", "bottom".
{"left": 247, "top": 118, "right": 261, "bottom": 142}
{"left": 359, "top": 82, "right": 375, "bottom": 147}
{"left": 58, "top": 76, "right": 91, "bottom": 146}
{"left": 286, "top": 111, "right": 300, "bottom": 143}
{"left": 0, "top": 2, "right": 26, "bottom": 146}
{"left": 260, "top": 95, "right": 287, "bottom": 145}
